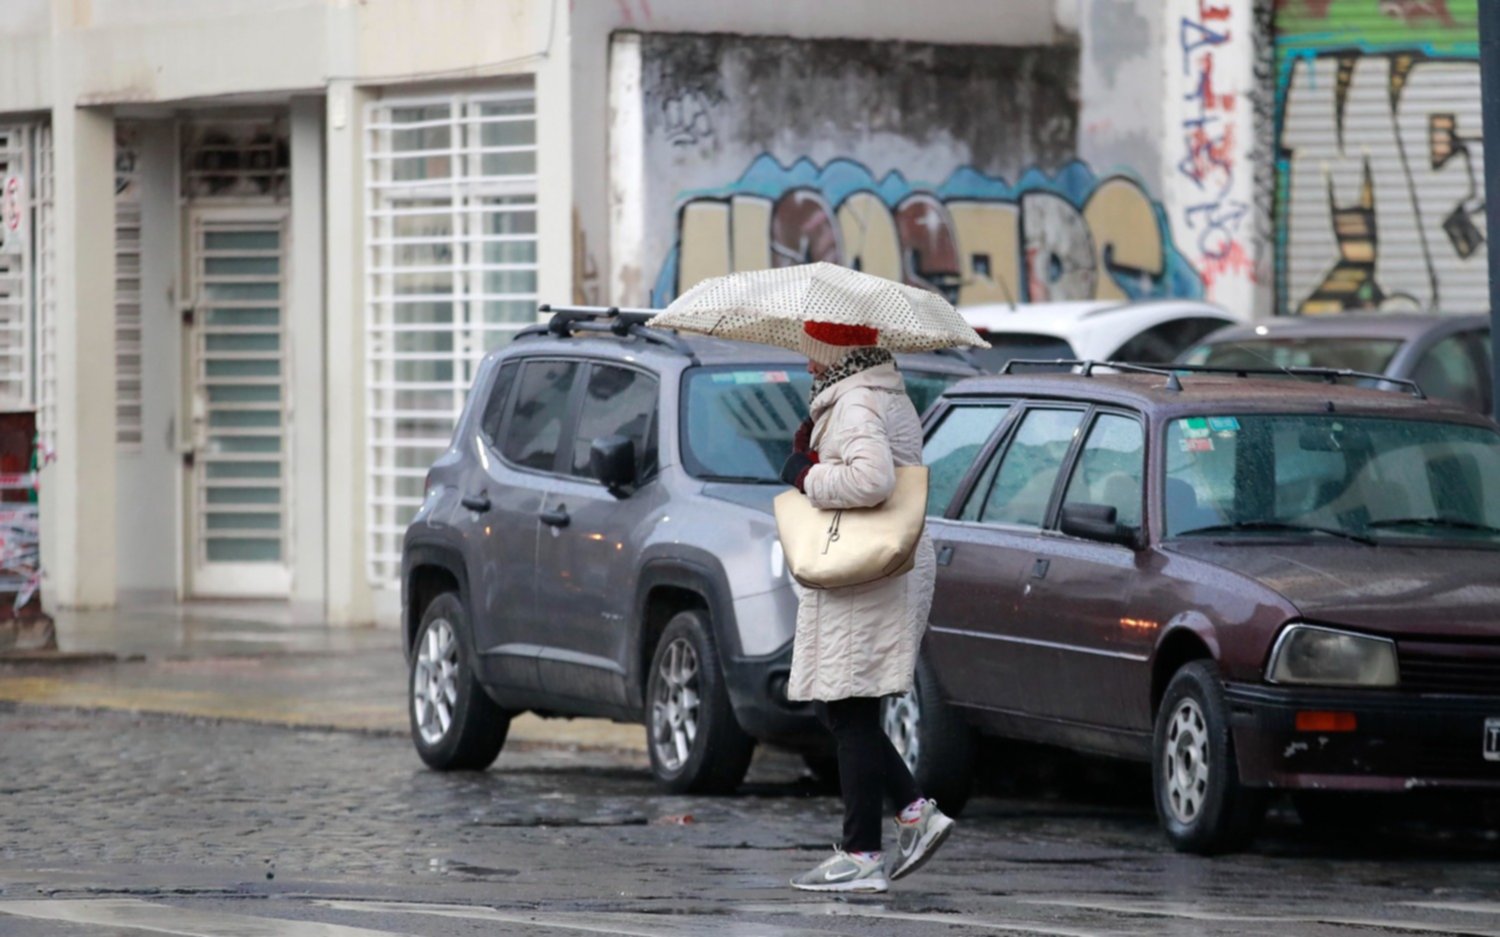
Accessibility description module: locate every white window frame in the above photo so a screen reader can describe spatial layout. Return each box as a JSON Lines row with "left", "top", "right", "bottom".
{"left": 363, "top": 83, "right": 539, "bottom": 585}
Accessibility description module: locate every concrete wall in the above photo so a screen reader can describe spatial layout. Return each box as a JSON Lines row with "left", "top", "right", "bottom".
{"left": 608, "top": 29, "right": 1204, "bottom": 313}
{"left": 574, "top": 0, "right": 1079, "bottom": 311}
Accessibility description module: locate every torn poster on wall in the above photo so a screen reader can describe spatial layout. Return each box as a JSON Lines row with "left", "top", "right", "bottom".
{"left": 652, "top": 155, "right": 1204, "bottom": 307}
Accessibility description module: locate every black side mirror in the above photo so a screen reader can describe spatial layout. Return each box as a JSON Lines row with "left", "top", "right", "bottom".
{"left": 590, "top": 434, "right": 637, "bottom": 497}
{"left": 1060, "top": 502, "right": 1141, "bottom": 549}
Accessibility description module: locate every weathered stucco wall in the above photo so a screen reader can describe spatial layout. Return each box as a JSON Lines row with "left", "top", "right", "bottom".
{"left": 612, "top": 30, "right": 1205, "bottom": 310}
{"left": 1276, "top": 0, "right": 1484, "bottom": 315}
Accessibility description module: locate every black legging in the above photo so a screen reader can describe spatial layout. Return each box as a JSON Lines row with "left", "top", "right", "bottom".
{"left": 817, "top": 696, "right": 923, "bottom": 853}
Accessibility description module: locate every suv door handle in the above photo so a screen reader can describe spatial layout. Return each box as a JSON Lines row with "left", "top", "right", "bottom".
{"left": 461, "top": 493, "right": 491, "bottom": 513}
{"left": 540, "top": 506, "right": 571, "bottom": 528}
{"left": 1031, "top": 558, "right": 1050, "bottom": 579}
{"left": 936, "top": 544, "right": 954, "bottom": 566}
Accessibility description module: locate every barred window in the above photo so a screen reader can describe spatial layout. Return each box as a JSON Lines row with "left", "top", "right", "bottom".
{"left": 0, "top": 124, "right": 55, "bottom": 452}
{"left": 364, "top": 83, "right": 539, "bottom": 584}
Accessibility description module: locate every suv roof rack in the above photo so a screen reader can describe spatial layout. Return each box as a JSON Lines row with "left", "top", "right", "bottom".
{"left": 999, "top": 358, "right": 1427, "bottom": 399}
{"left": 516, "top": 304, "right": 698, "bottom": 362}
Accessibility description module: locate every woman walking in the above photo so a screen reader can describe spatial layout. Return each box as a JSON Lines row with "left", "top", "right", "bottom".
{"left": 777, "top": 319, "right": 954, "bottom": 894}
{"left": 648, "top": 262, "right": 986, "bottom": 893}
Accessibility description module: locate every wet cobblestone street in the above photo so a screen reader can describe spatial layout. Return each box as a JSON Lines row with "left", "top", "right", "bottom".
{"left": 3, "top": 703, "right": 1500, "bottom": 936}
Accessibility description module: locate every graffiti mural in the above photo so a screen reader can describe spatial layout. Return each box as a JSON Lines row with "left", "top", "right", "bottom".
{"left": 653, "top": 156, "right": 1203, "bottom": 306}
{"left": 1276, "top": 0, "right": 1483, "bottom": 313}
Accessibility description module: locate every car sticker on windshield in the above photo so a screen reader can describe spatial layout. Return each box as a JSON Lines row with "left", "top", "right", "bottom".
{"left": 1180, "top": 437, "right": 1215, "bottom": 453}
{"left": 1182, "top": 417, "right": 1211, "bottom": 440}
{"left": 1208, "top": 417, "right": 1240, "bottom": 433}
{"left": 711, "top": 370, "right": 791, "bottom": 384}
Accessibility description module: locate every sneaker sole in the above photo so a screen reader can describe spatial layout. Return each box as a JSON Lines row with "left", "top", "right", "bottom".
{"left": 890, "top": 816, "right": 954, "bottom": 881}
{"left": 790, "top": 877, "right": 889, "bottom": 893}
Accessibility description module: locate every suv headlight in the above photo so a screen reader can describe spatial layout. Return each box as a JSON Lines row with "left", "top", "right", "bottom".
{"left": 1266, "top": 624, "right": 1398, "bottom": 687}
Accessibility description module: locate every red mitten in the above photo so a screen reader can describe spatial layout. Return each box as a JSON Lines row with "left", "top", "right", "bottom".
{"left": 793, "top": 418, "right": 814, "bottom": 454}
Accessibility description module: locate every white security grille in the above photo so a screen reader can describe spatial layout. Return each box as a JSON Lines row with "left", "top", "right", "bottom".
{"left": 0, "top": 124, "right": 55, "bottom": 452}
{"left": 35, "top": 125, "right": 55, "bottom": 452}
{"left": 363, "top": 84, "right": 539, "bottom": 584}
{"left": 116, "top": 130, "right": 143, "bottom": 449}
{"left": 0, "top": 128, "right": 34, "bottom": 411}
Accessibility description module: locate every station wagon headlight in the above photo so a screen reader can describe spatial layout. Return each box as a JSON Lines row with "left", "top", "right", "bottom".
{"left": 1267, "top": 624, "right": 1398, "bottom": 687}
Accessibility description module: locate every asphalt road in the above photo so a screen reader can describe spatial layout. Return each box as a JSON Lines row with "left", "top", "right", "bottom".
{"left": 3, "top": 703, "right": 1499, "bottom": 937}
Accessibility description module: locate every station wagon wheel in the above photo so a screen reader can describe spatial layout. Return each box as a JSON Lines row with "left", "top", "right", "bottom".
{"left": 878, "top": 652, "right": 975, "bottom": 816}
{"left": 1163, "top": 698, "right": 1210, "bottom": 825}
{"left": 408, "top": 593, "right": 509, "bottom": 771}
{"left": 1152, "top": 661, "right": 1266, "bottom": 854}
{"left": 645, "top": 610, "right": 755, "bottom": 794}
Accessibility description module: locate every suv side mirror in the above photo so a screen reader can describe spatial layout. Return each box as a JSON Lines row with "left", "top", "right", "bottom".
{"left": 590, "top": 434, "right": 637, "bottom": 497}
{"left": 1060, "top": 502, "right": 1141, "bottom": 549}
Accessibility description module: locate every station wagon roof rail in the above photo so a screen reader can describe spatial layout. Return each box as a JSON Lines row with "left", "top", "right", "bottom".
{"left": 998, "top": 358, "right": 1427, "bottom": 399}
{"left": 517, "top": 303, "right": 698, "bottom": 360}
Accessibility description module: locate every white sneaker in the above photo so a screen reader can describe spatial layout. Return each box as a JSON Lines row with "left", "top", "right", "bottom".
{"left": 790, "top": 847, "right": 889, "bottom": 893}
{"left": 888, "top": 800, "right": 955, "bottom": 880}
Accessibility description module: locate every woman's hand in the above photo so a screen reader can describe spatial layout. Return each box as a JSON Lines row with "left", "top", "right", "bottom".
{"left": 793, "top": 418, "right": 814, "bottom": 454}
{"left": 780, "top": 449, "right": 819, "bottom": 492}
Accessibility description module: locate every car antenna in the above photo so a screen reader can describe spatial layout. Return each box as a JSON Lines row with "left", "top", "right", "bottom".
{"left": 997, "top": 275, "right": 1019, "bottom": 312}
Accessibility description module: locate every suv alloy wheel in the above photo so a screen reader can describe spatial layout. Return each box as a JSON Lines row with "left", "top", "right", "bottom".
{"left": 408, "top": 593, "right": 510, "bottom": 771}
{"left": 646, "top": 609, "right": 755, "bottom": 794}
{"left": 880, "top": 653, "right": 976, "bottom": 815}
{"left": 1152, "top": 661, "right": 1266, "bottom": 853}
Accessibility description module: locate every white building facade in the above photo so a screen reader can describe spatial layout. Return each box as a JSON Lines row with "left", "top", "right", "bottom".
{"left": 0, "top": 0, "right": 1269, "bottom": 624}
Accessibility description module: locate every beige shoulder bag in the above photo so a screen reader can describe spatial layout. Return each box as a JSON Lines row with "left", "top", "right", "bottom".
{"left": 773, "top": 465, "right": 928, "bottom": 590}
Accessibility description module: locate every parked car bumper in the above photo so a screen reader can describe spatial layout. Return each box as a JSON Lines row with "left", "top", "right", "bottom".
{"left": 1225, "top": 683, "right": 1500, "bottom": 792}
{"left": 721, "top": 639, "right": 826, "bottom": 748}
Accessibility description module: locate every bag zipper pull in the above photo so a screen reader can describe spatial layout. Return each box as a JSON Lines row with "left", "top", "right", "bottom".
{"left": 822, "top": 511, "right": 842, "bottom": 555}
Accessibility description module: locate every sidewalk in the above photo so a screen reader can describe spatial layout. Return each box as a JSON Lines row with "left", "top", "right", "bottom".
{"left": 0, "top": 597, "right": 648, "bottom": 754}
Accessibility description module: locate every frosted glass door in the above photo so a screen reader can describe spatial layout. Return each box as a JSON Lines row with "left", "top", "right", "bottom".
{"left": 188, "top": 211, "right": 292, "bottom": 596}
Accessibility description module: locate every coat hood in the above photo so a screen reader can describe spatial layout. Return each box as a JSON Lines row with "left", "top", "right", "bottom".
{"left": 1167, "top": 540, "right": 1500, "bottom": 639}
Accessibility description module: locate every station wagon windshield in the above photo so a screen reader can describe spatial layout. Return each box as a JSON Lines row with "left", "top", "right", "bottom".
{"left": 1165, "top": 415, "right": 1500, "bottom": 547}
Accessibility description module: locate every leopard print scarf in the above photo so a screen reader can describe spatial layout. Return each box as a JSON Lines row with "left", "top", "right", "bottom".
{"left": 809, "top": 346, "right": 895, "bottom": 404}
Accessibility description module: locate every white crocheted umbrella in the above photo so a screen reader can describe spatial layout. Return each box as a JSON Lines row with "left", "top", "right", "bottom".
{"left": 653, "top": 262, "right": 989, "bottom": 354}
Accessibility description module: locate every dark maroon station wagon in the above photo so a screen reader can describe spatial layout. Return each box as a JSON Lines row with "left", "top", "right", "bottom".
{"left": 899, "top": 363, "right": 1500, "bottom": 853}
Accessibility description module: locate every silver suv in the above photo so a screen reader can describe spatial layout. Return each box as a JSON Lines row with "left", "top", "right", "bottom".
{"left": 401, "top": 307, "right": 975, "bottom": 792}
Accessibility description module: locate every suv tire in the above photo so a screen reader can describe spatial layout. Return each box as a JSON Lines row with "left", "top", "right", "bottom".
{"left": 646, "top": 610, "right": 755, "bottom": 794}
{"left": 1153, "top": 661, "right": 1266, "bottom": 854}
{"left": 882, "top": 652, "right": 975, "bottom": 816}
{"left": 409, "top": 593, "right": 510, "bottom": 771}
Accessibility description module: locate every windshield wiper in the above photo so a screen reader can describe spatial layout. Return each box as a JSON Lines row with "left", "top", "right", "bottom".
{"left": 1367, "top": 516, "right": 1500, "bottom": 535}
{"left": 1176, "top": 520, "right": 1378, "bottom": 546}
{"left": 698, "top": 474, "right": 779, "bottom": 485}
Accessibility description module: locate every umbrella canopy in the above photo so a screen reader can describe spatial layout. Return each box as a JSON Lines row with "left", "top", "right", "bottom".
{"left": 653, "top": 262, "right": 989, "bottom": 354}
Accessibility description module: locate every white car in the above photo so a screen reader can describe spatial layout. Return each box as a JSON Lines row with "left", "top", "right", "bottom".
{"left": 960, "top": 300, "right": 1243, "bottom": 372}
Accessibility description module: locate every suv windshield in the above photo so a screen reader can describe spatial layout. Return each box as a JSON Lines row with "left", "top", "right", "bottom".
{"left": 1183, "top": 337, "right": 1402, "bottom": 375}
{"left": 681, "top": 365, "right": 965, "bottom": 482}
{"left": 682, "top": 367, "right": 813, "bottom": 482}
{"left": 1165, "top": 415, "right": 1500, "bottom": 546}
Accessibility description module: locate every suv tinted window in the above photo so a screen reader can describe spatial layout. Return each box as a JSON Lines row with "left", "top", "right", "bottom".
{"left": 922, "top": 404, "right": 1011, "bottom": 516}
{"left": 479, "top": 362, "right": 520, "bottom": 445}
{"left": 1413, "top": 335, "right": 1485, "bottom": 412}
{"left": 571, "top": 364, "right": 659, "bottom": 479}
{"left": 966, "top": 408, "right": 1084, "bottom": 526}
{"left": 1112, "top": 317, "right": 1230, "bottom": 363}
{"left": 1061, "top": 413, "right": 1145, "bottom": 528}
{"left": 503, "top": 360, "right": 579, "bottom": 471}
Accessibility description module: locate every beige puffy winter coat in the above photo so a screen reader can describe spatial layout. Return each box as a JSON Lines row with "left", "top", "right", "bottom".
{"left": 786, "top": 362, "right": 937, "bottom": 702}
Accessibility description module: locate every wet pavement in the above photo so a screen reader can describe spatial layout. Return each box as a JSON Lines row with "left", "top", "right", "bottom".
{"left": 3, "top": 703, "right": 1500, "bottom": 937}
